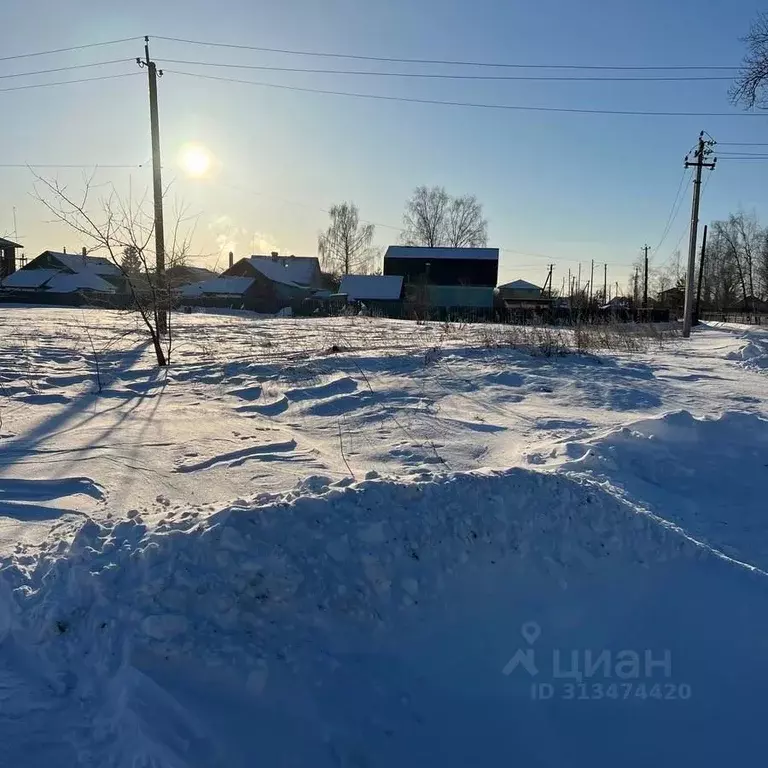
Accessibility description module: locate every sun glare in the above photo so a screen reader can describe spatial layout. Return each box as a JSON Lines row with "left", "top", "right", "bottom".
{"left": 179, "top": 143, "right": 212, "bottom": 177}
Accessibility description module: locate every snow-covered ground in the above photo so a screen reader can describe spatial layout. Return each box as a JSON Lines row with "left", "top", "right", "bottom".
{"left": 1, "top": 307, "right": 767, "bottom": 766}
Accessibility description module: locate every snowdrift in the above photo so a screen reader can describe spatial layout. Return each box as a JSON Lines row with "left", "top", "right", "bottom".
{"left": 551, "top": 409, "right": 768, "bottom": 570}
{"left": 2, "top": 460, "right": 768, "bottom": 767}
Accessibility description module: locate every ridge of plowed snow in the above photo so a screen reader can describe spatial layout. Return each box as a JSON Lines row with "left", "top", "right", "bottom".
{"left": 538, "top": 409, "right": 768, "bottom": 570}
{"left": 2, "top": 468, "right": 766, "bottom": 766}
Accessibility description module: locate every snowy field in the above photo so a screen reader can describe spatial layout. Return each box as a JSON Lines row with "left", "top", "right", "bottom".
{"left": 1, "top": 306, "right": 767, "bottom": 766}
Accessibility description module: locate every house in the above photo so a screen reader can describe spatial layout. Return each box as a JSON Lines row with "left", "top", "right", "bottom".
{"left": 657, "top": 286, "right": 684, "bottom": 310}
{"left": 0, "top": 249, "right": 122, "bottom": 296}
{"left": 0, "top": 237, "right": 22, "bottom": 278}
{"left": 166, "top": 265, "right": 219, "bottom": 290}
{"left": 383, "top": 246, "right": 499, "bottom": 309}
{"left": 181, "top": 253, "right": 323, "bottom": 312}
{"left": 338, "top": 274, "right": 403, "bottom": 304}
{"left": 497, "top": 279, "right": 550, "bottom": 309}
{"left": 227, "top": 253, "right": 323, "bottom": 290}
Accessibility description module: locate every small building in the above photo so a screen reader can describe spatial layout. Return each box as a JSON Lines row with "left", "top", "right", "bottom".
{"left": 181, "top": 253, "right": 323, "bottom": 312}
{"left": 228, "top": 253, "right": 323, "bottom": 290}
{"left": 657, "top": 286, "right": 684, "bottom": 310}
{"left": 338, "top": 274, "right": 403, "bottom": 304}
{"left": 0, "top": 249, "right": 122, "bottom": 296}
{"left": 0, "top": 237, "right": 22, "bottom": 278}
{"left": 383, "top": 246, "right": 499, "bottom": 310}
{"left": 497, "top": 279, "right": 550, "bottom": 309}
{"left": 167, "top": 265, "right": 219, "bottom": 289}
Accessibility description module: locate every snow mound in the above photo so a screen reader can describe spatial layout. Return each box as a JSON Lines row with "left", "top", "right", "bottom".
{"left": 550, "top": 410, "right": 768, "bottom": 569}
{"left": 3, "top": 466, "right": 768, "bottom": 765}
{"left": 726, "top": 338, "right": 768, "bottom": 370}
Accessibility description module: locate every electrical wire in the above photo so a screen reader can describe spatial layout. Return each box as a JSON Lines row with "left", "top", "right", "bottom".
{"left": 156, "top": 57, "right": 733, "bottom": 82}
{"left": 0, "top": 163, "right": 147, "bottom": 169}
{"left": 0, "top": 37, "right": 142, "bottom": 63}
{"left": 0, "top": 72, "right": 141, "bottom": 93}
{"left": 717, "top": 141, "right": 768, "bottom": 146}
{"left": 154, "top": 35, "right": 739, "bottom": 71}
{"left": 165, "top": 69, "right": 759, "bottom": 117}
{"left": 0, "top": 59, "right": 131, "bottom": 81}
{"left": 653, "top": 169, "right": 692, "bottom": 254}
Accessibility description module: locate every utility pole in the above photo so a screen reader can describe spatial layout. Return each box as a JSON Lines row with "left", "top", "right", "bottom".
{"left": 682, "top": 132, "right": 716, "bottom": 338}
{"left": 643, "top": 244, "right": 649, "bottom": 311}
{"left": 568, "top": 268, "right": 571, "bottom": 297}
{"left": 603, "top": 263, "right": 608, "bottom": 304}
{"left": 138, "top": 37, "right": 167, "bottom": 335}
{"left": 589, "top": 259, "right": 594, "bottom": 304}
{"left": 695, "top": 224, "right": 708, "bottom": 322}
{"left": 544, "top": 264, "right": 554, "bottom": 299}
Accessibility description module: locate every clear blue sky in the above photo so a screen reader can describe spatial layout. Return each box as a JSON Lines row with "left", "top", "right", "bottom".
{"left": 1, "top": 0, "right": 766, "bottom": 287}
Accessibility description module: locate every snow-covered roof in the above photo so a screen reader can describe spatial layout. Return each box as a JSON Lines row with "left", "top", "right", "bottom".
{"left": 48, "top": 252, "right": 121, "bottom": 277}
{"left": 47, "top": 272, "right": 116, "bottom": 294}
{"left": 499, "top": 279, "right": 542, "bottom": 292}
{"left": 339, "top": 275, "right": 403, "bottom": 301}
{"left": 0, "top": 266, "right": 116, "bottom": 293}
{"left": 385, "top": 246, "right": 499, "bottom": 262}
{"left": 246, "top": 255, "right": 319, "bottom": 287}
{"left": 1, "top": 268, "right": 60, "bottom": 289}
{"left": 181, "top": 276, "right": 254, "bottom": 297}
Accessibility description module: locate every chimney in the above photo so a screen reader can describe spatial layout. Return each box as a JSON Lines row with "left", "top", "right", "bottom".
{"left": 271, "top": 251, "right": 279, "bottom": 261}
{"left": 229, "top": 251, "right": 234, "bottom": 269}
{"left": 82, "top": 247, "right": 87, "bottom": 257}
{"left": 63, "top": 246, "right": 67, "bottom": 254}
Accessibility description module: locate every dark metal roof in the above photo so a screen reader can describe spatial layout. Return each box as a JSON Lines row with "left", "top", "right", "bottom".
{"left": 0, "top": 237, "right": 22, "bottom": 249}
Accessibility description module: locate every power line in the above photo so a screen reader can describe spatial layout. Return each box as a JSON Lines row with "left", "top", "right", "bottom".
{"left": 165, "top": 69, "right": 760, "bottom": 117}
{"left": 717, "top": 141, "right": 768, "bottom": 146}
{"left": 154, "top": 35, "right": 739, "bottom": 71}
{"left": 0, "top": 59, "right": 131, "bottom": 81}
{"left": 653, "top": 168, "right": 692, "bottom": 253}
{"left": 0, "top": 163, "right": 147, "bottom": 168}
{"left": 0, "top": 72, "right": 141, "bottom": 94}
{"left": 156, "top": 57, "right": 733, "bottom": 82}
{"left": 0, "top": 37, "right": 142, "bottom": 63}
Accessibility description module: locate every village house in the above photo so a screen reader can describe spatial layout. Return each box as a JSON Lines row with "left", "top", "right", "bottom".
{"left": 383, "top": 246, "right": 499, "bottom": 310}
{"left": 0, "top": 249, "right": 124, "bottom": 297}
{"left": 181, "top": 252, "right": 323, "bottom": 312}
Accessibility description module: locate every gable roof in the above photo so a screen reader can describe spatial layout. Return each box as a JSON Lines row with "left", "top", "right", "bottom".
{"left": 1, "top": 268, "right": 61, "bottom": 289}
{"left": 385, "top": 246, "right": 499, "bottom": 262}
{"left": 339, "top": 274, "right": 403, "bottom": 301}
{"left": 0, "top": 267, "right": 115, "bottom": 293}
{"left": 0, "top": 237, "right": 22, "bottom": 249}
{"left": 46, "top": 251, "right": 121, "bottom": 277}
{"left": 499, "top": 279, "right": 542, "bottom": 292}
{"left": 244, "top": 255, "right": 320, "bottom": 287}
{"left": 181, "top": 276, "right": 255, "bottom": 297}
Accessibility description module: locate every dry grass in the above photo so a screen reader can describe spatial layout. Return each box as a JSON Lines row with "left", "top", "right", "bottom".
{"left": 477, "top": 322, "right": 680, "bottom": 357}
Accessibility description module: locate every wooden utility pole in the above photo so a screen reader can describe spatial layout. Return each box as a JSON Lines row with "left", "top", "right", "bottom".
{"left": 695, "top": 224, "right": 708, "bottom": 322}
{"left": 543, "top": 263, "right": 554, "bottom": 298}
{"left": 643, "top": 244, "right": 650, "bottom": 310}
{"left": 589, "top": 259, "right": 594, "bottom": 304}
{"left": 139, "top": 37, "right": 167, "bottom": 334}
{"left": 683, "top": 132, "right": 716, "bottom": 338}
{"left": 603, "top": 263, "right": 607, "bottom": 304}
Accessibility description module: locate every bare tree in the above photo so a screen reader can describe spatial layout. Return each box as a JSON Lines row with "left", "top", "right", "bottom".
{"left": 318, "top": 202, "right": 375, "bottom": 275}
{"left": 402, "top": 186, "right": 450, "bottom": 247}
{"left": 402, "top": 186, "right": 488, "bottom": 248}
{"left": 731, "top": 12, "right": 768, "bottom": 108}
{"left": 446, "top": 194, "right": 488, "bottom": 248}
{"left": 32, "top": 173, "right": 194, "bottom": 367}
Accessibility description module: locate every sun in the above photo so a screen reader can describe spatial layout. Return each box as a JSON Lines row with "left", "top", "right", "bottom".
{"left": 179, "top": 143, "right": 212, "bottom": 178}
